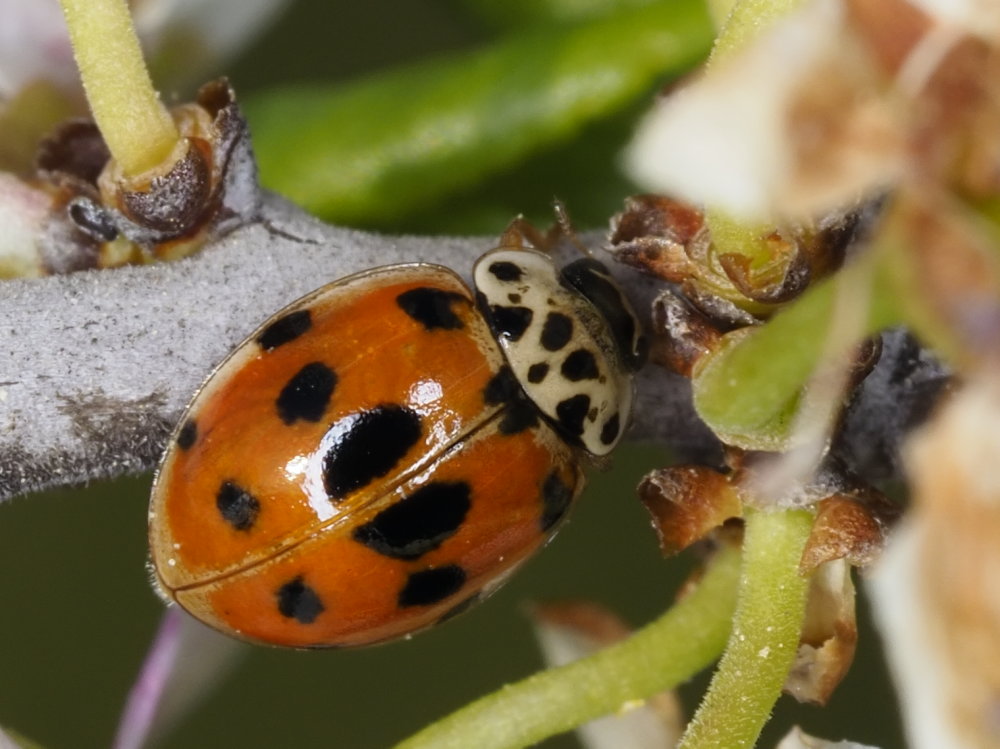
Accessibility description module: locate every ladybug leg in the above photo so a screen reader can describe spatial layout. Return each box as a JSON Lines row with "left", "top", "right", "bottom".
{"left": 497, "top": 215, "right": 551, "bottom": 251}
{"left": 498, "top": 201, "right": 594, "bottom": 258}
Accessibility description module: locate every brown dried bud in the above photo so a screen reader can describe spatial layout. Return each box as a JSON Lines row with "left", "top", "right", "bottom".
{"left": 610, "top": 195, "right": 706, "bottom": 256}
{"left": 637, "top": 465, "right": 742, "bottom": 556}
{"left": 649, "top": 289, "right": 725, "bottom": 376}
{"left": 799, "top": 490, "right": 899, "bottom": 574}
{"left": 36, "top": 119, "right": 110, "bottom": 186}
{"left": 608, "top": 194, "right": 709, "bottom": 283}
{"left": 785, "top": 558, "right": 858, "bottom": 706}
{"left": 33, "top": 78, "right": 260, "bottom": 270}
{"left": 108, "top": 137, "right": 212, "bottom": 236}
{"left": 609, "top": 194, "right": 872, "bottom": 331}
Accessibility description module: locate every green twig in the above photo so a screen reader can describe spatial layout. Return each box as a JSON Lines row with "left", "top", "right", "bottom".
{"left": 691, "top": 250, "right": 902, "bottom": 448}
{"left": 703, "top": 0, "right": 808, "bottom": 255}
{"left": 708, "top": 0, "right": 806, "bottom": 65}
{"left": 59, "top": 0, "right": 178, "bottom": 176}
{"left": 395, "top": 544, "right": 741, "bottom": 749}
{"left": 678, "top": 508, "right": 814, "bottom": 749}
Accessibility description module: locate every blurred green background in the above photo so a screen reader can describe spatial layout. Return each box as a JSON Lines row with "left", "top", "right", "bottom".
{"left": 0, "top": 1, "right": 905, "bottom": 747}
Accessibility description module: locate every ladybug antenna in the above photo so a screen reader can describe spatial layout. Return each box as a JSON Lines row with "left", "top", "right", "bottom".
{"left": 550, "top": 199, "right": 594, "bottom": 259}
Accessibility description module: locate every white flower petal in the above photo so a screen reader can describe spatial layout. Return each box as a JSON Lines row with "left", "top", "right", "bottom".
{"left": 776, "top": 725, "right": 881, "bottom": 749}
{"left": 625, "top": 0, "right": 901, "bottom": 220}
{"left": 869, "top": 381, "right": 1000, "bottom": 749}
{"left": 909, "top": 0, "right": 1000, "bottom": 39}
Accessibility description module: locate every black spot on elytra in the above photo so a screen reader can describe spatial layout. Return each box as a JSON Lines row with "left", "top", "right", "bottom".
{"left": 176, "top": 419, "right": 197, "bottom": 450}
{"left": 216, "top": 481, "right": 260, "bottom": 531}
{"left": 437, "top": 593, "right": 481, "bottom": 624}
{"left": 256, "top": 309, "right": 312, "bottom": 351}
{"left": 353, "top": 481, "right": 471, "bottom": 560}
{"left": 555, "top": 394, "right": 590, "bottom": 436}
{"left": 276, "top": 576, "right": 325, "bottom": 624}
{"left": 488, "top": 261, "right": 523, "bottom": 282}
{"left": 560, "top": 349, "right": 599, "bottom": 381}
{"left": 507, "top": 293, "right": 522, "bottom": 304}
{"left": 396, "top": 287, "right": 466, "bottom": 330}
{"left": 600, "top": 412, "right": 621, "bottom": 446}
{"left": 322, "top": 405, "right": 422, "bottom": 500}
{"left": 560, "top": 258, "right": 648, "bottom": 371}
{"left": 540, "top": 312, "right": 573, "bottom": 352}
{"left": 499, "top": 403, "right": 538, "bottom": 434}
{"left": 483, "top": 367, "right": 539, "bottom": 434}
{"left": 276, "top": 362, "right": 337, "bottom": 425}
{"left": 541, "top": 471, "right": 575, "bottom": 532}
{"left": 398, "top": 565, "right": 467, "bottom": 607}
{"left": 527, "top": 363, "right": 549, "bottom": 384}
{"left": 488, "top": 306, "right": 533, "bottom": 341}
{"left": 483, "top": 366, "right": 519, "bottom": 405}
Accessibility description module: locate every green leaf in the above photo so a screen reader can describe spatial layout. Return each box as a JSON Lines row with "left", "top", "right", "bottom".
{"left": 386, "top": 104, "right": 645, "bottom": 235}
{"left": 461, "top": 0, "right": 660, "bottom": 28}
{"left": 691, "top": 253, "right": 903, "bottom": 449}
{"left": 245, "top": 0, "right": 713, "bottom": 226}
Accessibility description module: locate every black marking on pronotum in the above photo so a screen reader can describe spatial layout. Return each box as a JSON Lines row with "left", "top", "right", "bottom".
{"left": 600, "top": 412, "right": 621, "bottom": 446}
{"left": 276, "top": 361, "right": 337, "bottom": 425}
{"left": 257, "top": 309, "right": 313, "bottom": 351}
{"left": 527, "top": 363, "right": 549, "bottom": 384}
{"left": 560, "top": 349, "right": 599, "bottom": 381}
{"left": 540, "top": 312, "right": 573, "bottom": 352}
{"left": 398, "top": 565, "right": 467, "bottom": 607}
{"left": 176, "top": 419, "right": 197, "bottom": 450}
{"left": 276, "top": 576, "right": 325, "bottom": 624}
{"left": 488, "top": 306, "right": 533, "bottom": 341}
{"left": 555, "top": 394, "right": 590, "bottom": 436}
{"left": 396, "top": 287, "right": 466, "bottom": 330}
{"left": 540, "top": 470, "right": 575, "bottom": 532}
{"left": 353, "top": 481, "right": 471, "bottom": 560}
{"left": 560, "top": 258, "right": 648, "bottom": 371}
{"left": 216, "top": 480, "right": 260, "bottom": 531}
{"left": 322, "top": 405, "right": 423, "bottom": 500}
{"left": 483, "top": 367, "right": 539, "bottom": 434}
{"left": 488, "top": 261, "right": 523, "bottom": 283}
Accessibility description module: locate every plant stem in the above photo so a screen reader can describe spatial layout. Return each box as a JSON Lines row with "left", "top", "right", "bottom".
{"left": 709, "top": 0, "right": 806, "bottom": 65}
{"left": 678, "top": 508, "right": 814, "bottom": 749}
{"left": 395, "top": 544, "right": 741, "bottom": 749}
{"left": 58, "top": 0, "right": 179, "bottom": 176}
{"left": 704, "top": 0, "right": 808, "bottom": 256}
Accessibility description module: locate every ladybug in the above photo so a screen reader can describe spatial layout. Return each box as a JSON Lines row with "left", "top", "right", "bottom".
{"left": 148, "top": 228, "right": 646, "bottom": 648}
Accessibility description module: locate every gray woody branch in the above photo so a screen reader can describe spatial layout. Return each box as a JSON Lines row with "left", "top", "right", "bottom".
{"left": 0, "top": 193, "right": 713, "bottom": 502}
{"left": 0, "top": 192, "right": 947, "bottom": 502}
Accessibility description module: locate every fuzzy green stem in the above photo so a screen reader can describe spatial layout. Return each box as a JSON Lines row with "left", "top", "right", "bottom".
{"left": 678, "top": 508, "right": 814, "bottom": 749}
{"left": 709, "top": 0, "right": 806, "bottom": 65}
{"left": 704, "top": 0, "right": 808, "bottom": 256}
{"left": 59, "top": 0, "right": 178, "bottom": 176}
{"left": 395, "top": 545, "right": 741, "bottom": 749}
